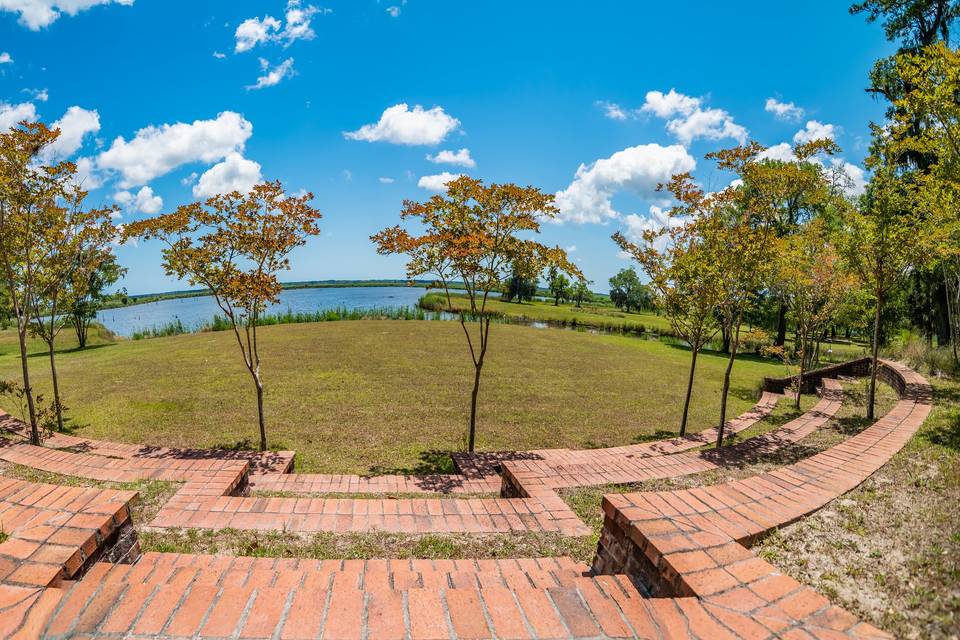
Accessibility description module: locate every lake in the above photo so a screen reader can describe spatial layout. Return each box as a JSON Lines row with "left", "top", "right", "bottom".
{"left": 96, "top": 286, "right": 429, "bottom": 337}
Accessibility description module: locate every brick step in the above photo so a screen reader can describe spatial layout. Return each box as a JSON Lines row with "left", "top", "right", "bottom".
{"left": 88, "top": 553, "right": 592, "bottom": 591}
{"left": 44, "top": 560, "right": 752, "bottom": 639}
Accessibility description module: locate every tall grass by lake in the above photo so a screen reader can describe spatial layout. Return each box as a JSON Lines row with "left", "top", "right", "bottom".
{"left": 131, "top": 305, "right": 442, "bottom": 340}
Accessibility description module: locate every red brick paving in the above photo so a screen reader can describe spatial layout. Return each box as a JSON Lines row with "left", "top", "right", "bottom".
{"left": 0, "top": 358, "right": 932, "bottom": 638}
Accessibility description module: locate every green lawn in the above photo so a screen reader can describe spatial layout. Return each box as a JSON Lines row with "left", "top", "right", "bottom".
{"left": 0, "top": 319, "right": 789, "bottom": 473}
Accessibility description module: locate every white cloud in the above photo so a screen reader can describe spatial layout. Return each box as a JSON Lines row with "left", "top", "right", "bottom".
{"left": 640, "top": 89, "right": 701, "bottom": 119}
{"left": 426, "top": 147, "right": 475, "bottom": 168}
{"left": 566, "top": 245, "right": 577, "bottom": 253}
{"left": 24, "top": 88, "right": 48, "bottom": 102}
{"left": 378, "top": 176, "right": 395, "bottom": 184}
{"left": 114, "top": 186, "right": 162, "bottom": 214}
{"left": 553, "top": 143, "right": 696, "bottom": 224}
{"left": 344, "top": 103, "right": 460, "bottom": 145}
{"left": 98, "top": 111, "right": 253, "bottom": 188}
{"left": 417, "top": 172, "right": 463, "bottom": 191}
{"left": 0, "top": 101, "right": 38, "bottom": 131}
{"left": 764, "top": 97, "right": 803, "bottom": 121}
{"left": 0, "top": 0, "right": 133, "bottom": 30}
{"left": 757, "top": 142, "right": 795, "bottom": 162}
{"left": 41, "top": 106, "right": 100, "bottom": 161}
{"left": 641, "top": 89, "right": 747, "bottom": 146}
{"left": 0, "top": 52, "right": 11, "bottom": 64}
{"left": 386, "top": 5, "right": 400, "bottom": 17}
{"left": 247, "top": 57, "right": 295, "bottom": 90}
{"left": 73, "top": 156, "right": 101, "bottom": 189}
{"left": 235, "top": 15, "right": 281, "bottom": 53}
{"left": 181, "top": 171, "right": 198, "bottom": 186}
{"left": 831, "top": 159, "right": 867, "bottom": 197}
{"left": 234, "top": 1, "right": 322, "bottom": 53}
{"left": 597, "top": 101, "right": 629, "bottom": 121}
{"left": 192, "top": 152, "right": 263, "bottom": 198}
{"left": 212, "top": 51, "right": 226, "bottom": 59}
{"left": 794, "top": 120, "right": 837, "bottom": 144}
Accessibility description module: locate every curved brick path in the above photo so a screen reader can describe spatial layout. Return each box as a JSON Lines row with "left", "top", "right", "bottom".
{"left": 0, "top": 358, "right": 931, "bottom": 638}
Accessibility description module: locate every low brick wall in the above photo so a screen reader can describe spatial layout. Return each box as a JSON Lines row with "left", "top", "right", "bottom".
{"left": 763, "top": 356, "right": 873, "bottom": 394}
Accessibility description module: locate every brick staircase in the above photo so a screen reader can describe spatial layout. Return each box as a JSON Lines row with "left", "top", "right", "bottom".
{"left": 41, "top": 553, "right": 774, "bottom": 639}
{"left": 0, "top": 358, "right": 931, "bottom": 638}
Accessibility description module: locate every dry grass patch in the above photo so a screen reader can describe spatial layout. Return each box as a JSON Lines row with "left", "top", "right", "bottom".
{"left": 140, "top": 528, "right": 597, "bottom": 563}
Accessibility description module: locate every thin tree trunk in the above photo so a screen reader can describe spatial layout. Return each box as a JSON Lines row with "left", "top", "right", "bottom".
{"left": 17, "top": 324, "right": 39, "bottom": 444}
{"left": 255, "top": 376, "right": 266, "bottom": 451}
{"left": 775, "top": 302, "right": 788, "bottom": 346}
{"left": 868, "top": 299, "right": 882, "bottom": 421}
{"left": 466, "top": 316, "right": 491, "bottom": 452}
{"left": 48, "top": 342, "right": 64, "bottom": 432}
{"left": 795, "top": 337, "right": 806, "bottom": 411}
{"left": 679, "top": 347, "right": 699, "bottom": 436}
{"left": 717, "top": 320, "right": 741, "bottom": 448}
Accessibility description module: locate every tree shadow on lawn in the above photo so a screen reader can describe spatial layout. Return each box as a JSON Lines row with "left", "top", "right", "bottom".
{"left": 922, "top": 384, "right": 960, "bottom": 452}
{"left": 25, "top": 342, "right": 116, "bottom": 359}
{"left": 368, "top": 449, "right": 457, "bottom": 476}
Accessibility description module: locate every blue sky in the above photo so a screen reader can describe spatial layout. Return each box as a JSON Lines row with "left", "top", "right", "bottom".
{"left": 0, "top": 0, "right": 894, "bottom": 295}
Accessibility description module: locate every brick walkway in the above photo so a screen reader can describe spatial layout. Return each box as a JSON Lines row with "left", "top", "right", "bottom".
{"left": 41, "top": 552, "right": 778, "bottom": 639}
{"left": 0, "top": 358, "right": 931, "bottom": 638}
{"left": 452, "top": 390, "right": 785, "bottom": 477}
{"left": 0, "top": 415, "right": 294, "bottom": 474}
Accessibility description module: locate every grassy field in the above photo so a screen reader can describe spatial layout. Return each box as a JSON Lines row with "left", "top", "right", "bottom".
{"left": 0, "top": 319, "right": 789, "bottom": 473}
{"left": 421, "top": 293, "right": 676, "bottom": 333}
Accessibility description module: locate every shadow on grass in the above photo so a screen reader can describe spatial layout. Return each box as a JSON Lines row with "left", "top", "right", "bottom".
{"left": 25, "top": 342, "right": 116, "bottom": 359}
{"left": 632, "top": 429, "right": 676, "bottom": 444}
{"left": 367, "top": 449, "right": 456, "bottom": 476}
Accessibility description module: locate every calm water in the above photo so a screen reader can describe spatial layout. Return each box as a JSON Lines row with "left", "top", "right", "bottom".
{"left": 96, "top": 286, "right": 428, "bottom": 337}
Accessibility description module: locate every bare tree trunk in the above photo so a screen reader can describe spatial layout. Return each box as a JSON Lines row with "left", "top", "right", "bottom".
{"left": 16, "top": 323, "right": 39, "bottom": 444}
{"left": 795, "top": 337, "right": 806, "bottom": 411}
{"left": 466, "top": 317, "right": 491, "bottom": 452}
{"left": 717, "top": 320, "right": 741, "bottom": 448}
{"left": 679, "top": 347, "right": 699, "bottom": 436}
{"left": 868, "top": 300, "right": 882, "bottom": 421}
{"left": 775, "top": 301, "right": 788, "bottom": 346}
{"left": 255, "top": 375, "right": 266, "bottom": 451}
{"left": 48, "top": 341, "right": 64, "bottom": 432}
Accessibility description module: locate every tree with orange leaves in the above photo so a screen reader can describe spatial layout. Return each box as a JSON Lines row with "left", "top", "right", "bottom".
{"left": 372, "top": 176, "right": 580, "bottom": 452}
{"left": 126, "top": 182, "right": 321, "bottom": 451}
{"left": 613, "top": 174, "right": 726, "bottom": 437}
{"left": 29, "top": 182, "right": 118, "bottom": 432}
{"left": 0, "top": 121, "right": 93, "bottom": 444}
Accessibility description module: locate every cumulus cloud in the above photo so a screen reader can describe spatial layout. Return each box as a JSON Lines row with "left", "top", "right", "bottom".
{"left": 765, "top": 97, "right": 804, "bottom": 121}
{"left": 757, "top": 142, "right": 796, "bottom": 162}
{"left": 41, "top": 106, "right": 100, "bottom": 161}
{"left": 794, "top": 120, "right": 837, "bottom": 144}
{"left": 114, "top": 186, "right": 163, "bottom": 215}
{"left": 596, "top": 101, "right": 629, "bottom": 121}
{"left": 97, "top": 111, "right": 253, "bottom": 188}
{"left": 386, "top": 5, "right": 400, "bottom": 17}
{"left": 247, "top": 57, "right": 295, "bottom": 90}
{"left": 73, "top": 156, "right": 101, "bottom": 189}
{"left": 417, "top": 172, "right": 463, "bottom": 191}
{"left": 426, "top": 147, "right": 474, "bottom": 168}
{"left": 0, "top": 0, "right": 133, "bottom": 30}
{"left": 831, "top": 159, "right": 867, "bottom": 197}
{"left": 345, "top": 103, "right": 460, "bottom": 145}
{"left": 192, "top": 153, "right": 263, "bottom": 198}
{"left": 234, "top": 1, "right": 323, "bottom": 53}
{"left": 553, "top": 143, "right": 696, "bottom": 224}
{"left": 0, "top": 52, "right": 11, "bottom": 64}
{"left": 641, "top": 89, "right": 746, "bottom": 146}
{"left": 0, "top": 101, "right": 37, "bottom": 131}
